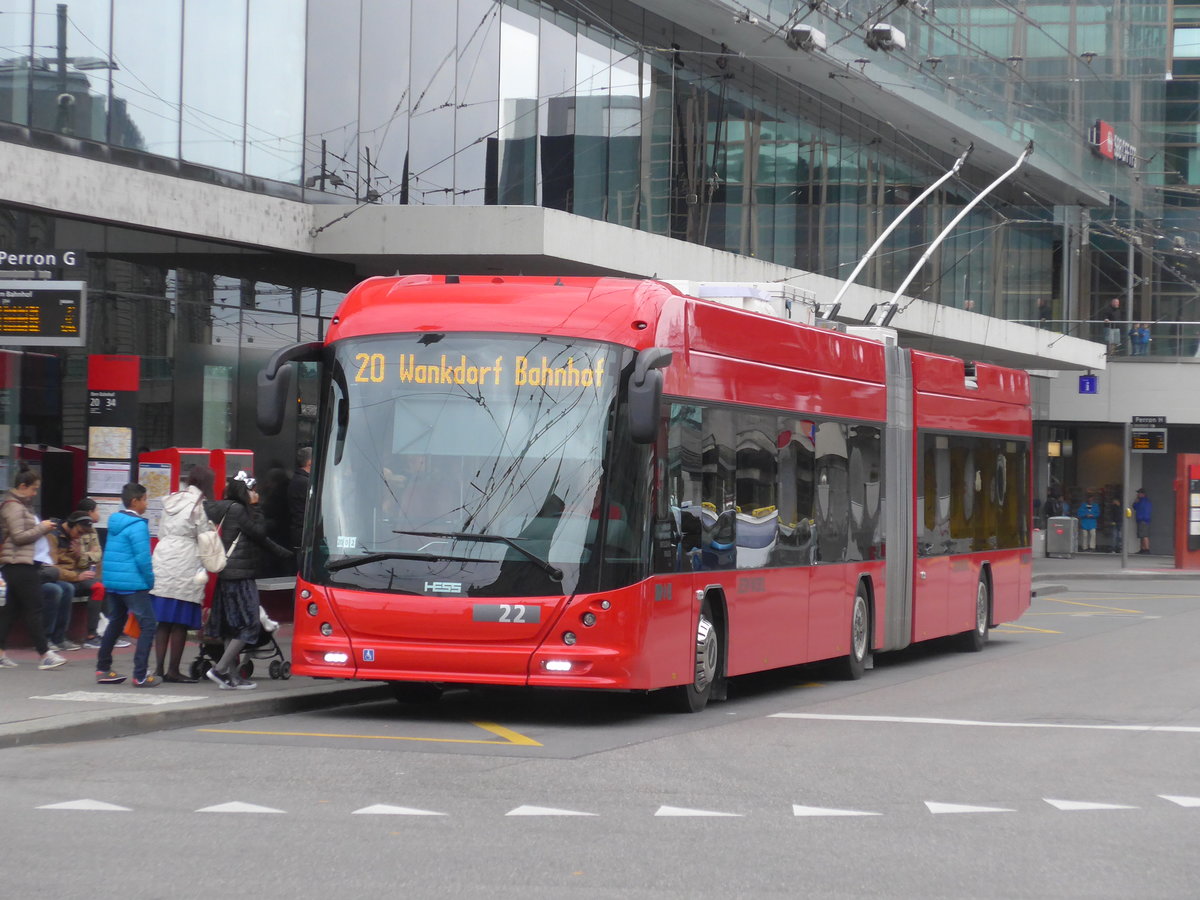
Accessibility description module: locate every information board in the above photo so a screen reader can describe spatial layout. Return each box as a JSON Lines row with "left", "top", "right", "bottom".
{"left": 1131, "top": 429, "right": 1167, "bottom": 453}
{"left": 0, "top": 281, "right": 86, "bottom": 347}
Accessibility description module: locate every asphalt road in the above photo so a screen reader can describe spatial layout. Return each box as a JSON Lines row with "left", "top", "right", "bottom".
{"left": 3, "top": 579, "right": 1200, "bottom": 899}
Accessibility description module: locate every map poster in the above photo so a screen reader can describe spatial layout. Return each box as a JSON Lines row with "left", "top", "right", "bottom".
{"left": 138, "top": 462, "right": 172, "bottom": 536}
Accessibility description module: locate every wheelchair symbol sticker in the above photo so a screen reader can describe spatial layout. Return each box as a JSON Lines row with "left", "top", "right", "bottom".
{"left": 362, "top": 649, "right": 375, "bottom": 662}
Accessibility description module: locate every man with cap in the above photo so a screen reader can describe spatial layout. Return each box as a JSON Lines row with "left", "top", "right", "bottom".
{"left": 51, "top": 510, "right": 104, "bottom": 647}
{"left": 1132, "top": 488, "right": 1153, "bottom": 554}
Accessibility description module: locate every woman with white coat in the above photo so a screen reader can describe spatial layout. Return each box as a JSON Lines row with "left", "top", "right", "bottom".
{"left": 150, "top": 465, "right": 216, "bottom": 682}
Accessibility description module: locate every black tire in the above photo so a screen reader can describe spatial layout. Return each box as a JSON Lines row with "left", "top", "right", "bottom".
{"left": 836, "top": 587, "right": 870, "bottom": 680}
{"left": 387, "top": 682, "right": 444, "bottom": 704}
{"left": 268, "top": 659, "right": 283, "bottom": 680}
{"left": 959, "top": 577, "right": 990, "bottom": 652}
{"left": 665, "top": 598, "right": 720, "bottom": 713}
{"left": 239, "top": 659, "right": 254, "bottom": 680}
{"left": 188, "top": 659, "right": 204, "bottom": 680}
{"left": 281, "top": 661, "right": 292, "bottom": 680}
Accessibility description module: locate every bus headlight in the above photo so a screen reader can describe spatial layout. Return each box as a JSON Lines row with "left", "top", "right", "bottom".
{"left": 562, "top": 631, "right": 577, "bottom": 645}
{"left": 323, "top": 652, "right": 349, "bottom": 664}
{"left": 320, "top": 622, "right": 334, "bottom": 636}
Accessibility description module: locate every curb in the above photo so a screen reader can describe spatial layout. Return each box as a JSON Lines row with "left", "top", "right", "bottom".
{"left": 0, "top": 682, "right": 389, "bottom": 750}
{"left": 1033, "top": 570, "right": 1199, "bottom": 582}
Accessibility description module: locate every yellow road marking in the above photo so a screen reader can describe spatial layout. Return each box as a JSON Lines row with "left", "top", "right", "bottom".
{"left": 994, "top": 622, "right": 1061, "bottom": 634}
{"left": 1042, "top": 597, "right": 1144, "bottom": 615}
{"left": 197, "top": 719, "right": 543, "bottom": 747}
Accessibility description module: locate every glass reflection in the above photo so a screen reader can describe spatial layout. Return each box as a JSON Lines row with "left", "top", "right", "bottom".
{"left": 0, "top": 1, "right": 33, "bottom": 126}
{"left": 111, "top": 0, "right": 180, "bottom": 155}
{"left": 182, "top": 0, "right": 245, "bottom": 172}
{"left": 246, "top": 0, "right": 303, "bottom": 182}
{"left": 31, "top": 0, "right": 111, "bottom": 140}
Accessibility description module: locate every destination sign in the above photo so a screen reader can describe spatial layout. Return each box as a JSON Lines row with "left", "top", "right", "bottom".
{"left": 354, "top": 352, "right": 608, "bottom": 388}
{"left": 0, "top": 281, "right": 86, "bottom": 347}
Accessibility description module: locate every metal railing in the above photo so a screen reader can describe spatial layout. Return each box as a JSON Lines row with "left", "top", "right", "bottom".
{"left": 1010, "top": 319, "right": 1200, "bottom": 358}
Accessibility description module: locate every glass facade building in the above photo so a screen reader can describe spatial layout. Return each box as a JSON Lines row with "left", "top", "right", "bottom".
{"left": 0, "top": 0, "right": 1188, "bottom": 480}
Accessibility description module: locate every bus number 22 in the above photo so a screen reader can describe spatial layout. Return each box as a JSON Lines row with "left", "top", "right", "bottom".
{"left": 499, "top": 604, "right": 527, "bottom": 623}
{"left": 354, "top": 352, "right": 386, "bottom": 382}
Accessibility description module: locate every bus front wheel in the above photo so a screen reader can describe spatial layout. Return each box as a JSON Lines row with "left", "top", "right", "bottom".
{"left": 666, "top": 598, "right": 720, "bottom": 713}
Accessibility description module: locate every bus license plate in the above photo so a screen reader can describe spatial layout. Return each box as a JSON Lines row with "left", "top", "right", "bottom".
{"left": 472, "top": 603, "right": 540, "bottom": 624}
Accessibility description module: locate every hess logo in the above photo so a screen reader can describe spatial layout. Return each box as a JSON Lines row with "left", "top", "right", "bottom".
{"left": 425, "top": 581, "right": 462, "bottom": 593}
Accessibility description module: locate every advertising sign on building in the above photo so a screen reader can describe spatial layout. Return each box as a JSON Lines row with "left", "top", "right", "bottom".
{"left": 1089, "top": 119, "right": 1137, "bottom": 168}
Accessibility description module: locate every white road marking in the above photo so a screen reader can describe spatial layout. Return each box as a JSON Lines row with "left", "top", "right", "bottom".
{"left": 37, "top": 799, "right": 130, "bottom": 811}
{"left": 30, "top": 690, "right": 202, "bottom": 706}
{"left": 792, "top": 804, "right": 880, "bottom": 817}
{"left": 770, "top": 712, "right": 1200, "bottom": 734}
{"left": 196, "top": 801, "right": 285, "bottom": 814}
{"left": 506, "top": 805, "right": 597, "bottom": 816}
{"left": 1044, "top": 799, "right": 1137, "bottom": 811}
{"left": 925, "top": 802, "right": 1014, "bottom": 815}
{"left": 655, "top": 805, "right": 741, "bottom": 817}
{"left": 1159, "top": 795, "right": 1200, "bottom": 807}
{"left": 352, "top": 804, "right": 445, "bottom": 815}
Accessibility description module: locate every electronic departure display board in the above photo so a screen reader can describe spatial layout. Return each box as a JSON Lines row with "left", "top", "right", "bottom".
{"left": 1131, "top": 429, "right": 1167, "bottom": 453}
{"left": 0, "top": 281, "right": 86, "bottom": 347}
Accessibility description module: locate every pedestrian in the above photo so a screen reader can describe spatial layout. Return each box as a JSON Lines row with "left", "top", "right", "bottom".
{"left": 1101, "top": 298, "right": 1122, "bottom": 354}
{"left": 150, "top": 465, "right": 216, "bottom": 683}
{"left": 1076, "top": 492, "right": 1100, "bottom": 552}
{"left": 1036, "top": 297, "right": 1051, "bottom": 329}
{"left": 1107, "top": 495, "right": 1123, "bottom": 554}
{"left": 95, "top": 482, "right": 159, "bottom": 687}
{"left": 1130, "top": 322, "right": 1150, "bottom": 356}
{"left": 1133, "top": 487, "right": 1152, "bottom": 554}
{"left": 51, "top": 511, "right": 104, "bottom": 644}
{"left": 203, "top": 472, "right": 291, "bottom": 690}
{"left": 0, "top": 465, "right": 67, "bottom": 669}
{"left": 1043, "top": 488, "right": 1064, "bottom": 528}
{"left": 287, "top": 446, "right": 312, "bottom": 561}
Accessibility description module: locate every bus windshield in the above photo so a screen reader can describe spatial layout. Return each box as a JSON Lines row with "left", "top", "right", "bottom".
{"left": 307, "top": 333, "right": 647, "bottom": 597}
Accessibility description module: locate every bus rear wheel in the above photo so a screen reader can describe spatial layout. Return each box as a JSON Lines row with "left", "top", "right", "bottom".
{"left": 958, "top": 577, "right": 990, "bottom": 652}
{"left": 666, "top": 598, "right": 720, "bottom": 713}
{"left": 836, "top": 587, "right": 870, "bottom": 680}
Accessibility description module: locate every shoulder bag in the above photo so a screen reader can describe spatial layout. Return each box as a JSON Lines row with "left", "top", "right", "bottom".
{"left": 197, "top": 508, "right": 241, "bottom": 574}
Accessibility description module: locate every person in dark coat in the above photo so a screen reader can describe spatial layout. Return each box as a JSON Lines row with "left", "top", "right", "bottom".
{"left": 202, "top": 473, "right": 291, "bottom": 690}
{"left": 287, "top": 446, "right": 312, "bottom": 562}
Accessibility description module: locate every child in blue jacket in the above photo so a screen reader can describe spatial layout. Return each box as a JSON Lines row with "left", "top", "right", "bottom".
{"left": 95, "top": 483, "right": 159, "bottom": 686}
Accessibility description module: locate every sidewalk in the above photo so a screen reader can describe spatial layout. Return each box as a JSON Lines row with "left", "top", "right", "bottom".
{"left": 1033, "top": 550, "right": 1195, "bottom": 584}
{"left": 2, "top": 556, "right": 1195, "bottom": 750}
{"left": 0, "top": 624, "right": 385, "bottom": 750}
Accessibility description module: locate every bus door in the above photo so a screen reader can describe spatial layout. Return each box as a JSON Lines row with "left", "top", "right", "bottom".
{"left": 913, "top": 435, "right": 950, "bottom": 640}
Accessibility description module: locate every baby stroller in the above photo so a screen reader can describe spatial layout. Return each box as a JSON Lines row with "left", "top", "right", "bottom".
{"left": 189, "top": 611, "right": 291, "bottom": 681}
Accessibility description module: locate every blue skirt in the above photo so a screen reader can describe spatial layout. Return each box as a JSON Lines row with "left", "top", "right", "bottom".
{"left": 151, "top": 594, "right": 203, "bottom": 629}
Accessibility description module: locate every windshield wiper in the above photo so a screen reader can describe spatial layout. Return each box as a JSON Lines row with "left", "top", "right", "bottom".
{"left": 393, "top": 530, "right": 564, "bottom": 582}
{"left": 327, "top": 550, "right": 481, "bottom": 571}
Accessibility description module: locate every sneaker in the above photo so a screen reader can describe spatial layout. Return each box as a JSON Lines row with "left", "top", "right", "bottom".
{"left": 96, "top": 670, "right": 127, "bottom": 684}
{"left": 46, "top": 643, "right": 61, "bottom": 652}
{"left": 205, "top": 667, "right": 235, "bottom": 690}
{"left": 59, "top": 639, "right": 82, "bottom": 651}
{"left": 38, "top": 651, "right": 67, "bottom": 670}
{"left": 82, "top": 639, "right": 101, "bottom": 650}
{"left": 0, "top": 655, "right": 18, "bottom": 668}
{"left": 231, "top": 679, "right": 257, "bottom": 691}
{"left": 114, "top": 638, "right": 132, "bottom": 648}
{"left": 131, "top": 675, "right": 161, "bottom": 688}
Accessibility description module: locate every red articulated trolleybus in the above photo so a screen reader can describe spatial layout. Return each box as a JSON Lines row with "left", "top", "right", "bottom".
{"left": 258, "top": 275, "right": 1032, "bottom": 711}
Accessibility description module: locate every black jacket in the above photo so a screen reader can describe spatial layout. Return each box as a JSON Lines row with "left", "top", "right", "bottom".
{"left": 205, "top": 499, "right": 291, "bottom": 581}
{"left": 286, "top": 469, "right": 310, "bottom": 550}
